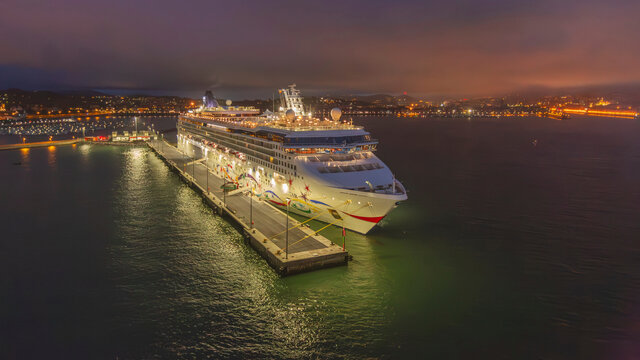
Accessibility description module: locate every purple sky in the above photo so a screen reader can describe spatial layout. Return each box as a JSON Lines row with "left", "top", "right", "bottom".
{"left": 1, "top": 0, "right": 639, "bottom": 98}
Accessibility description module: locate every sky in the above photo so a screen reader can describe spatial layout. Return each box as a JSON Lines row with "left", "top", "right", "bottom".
{"left": 1, "top": 0, "right": 640, "bottom": 99}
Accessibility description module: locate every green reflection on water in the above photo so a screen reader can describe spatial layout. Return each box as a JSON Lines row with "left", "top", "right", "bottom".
{"left": 106, "top": 146, "right": 400, "bottom": 358}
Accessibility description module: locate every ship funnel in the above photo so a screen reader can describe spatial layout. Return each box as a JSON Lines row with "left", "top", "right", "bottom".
{"left": 203, "top": 90, "right": 219, "bottom": 108}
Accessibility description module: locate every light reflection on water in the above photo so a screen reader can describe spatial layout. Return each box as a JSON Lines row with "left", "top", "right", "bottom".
{"left": 47, "top": 145, "right": 56, "bottom": 168}
{"left": 79, "top": 143, "right": 91, "bottom": 156}
{"left": 19, "top": 148, "right": 30, "bottom": 169}
{"left": 109, "top": 146, "right": 332, "bottom": 358}
{"left": 78, "top": 143, "right": 91, "bottom": 167}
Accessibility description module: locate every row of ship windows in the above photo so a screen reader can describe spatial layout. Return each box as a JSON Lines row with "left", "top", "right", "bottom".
{"left": 348, "top": 183, "right": 396, "bottom": 192}
{"left": 283, "top": 135, "right": 371, "bottom": 145}
{"left": 200, "top": 126, "right": 277, "bottom": 155}
{"left": 307, "top": 153, "right": 373, "bottom": 162}
{"left": 181, "top": 125, "right": 295, "bottom": 177}
{"left": 251, "top": 156, "right": 298, "bottom": 177}
{"left": 184, "top": 121, "right": 279, "bottom": 153}
{"left": 317, "top": 162, "right": 383, "bottom": 173}
{"left": 184, "top": 124, "right": 276, "bottom": 164}
{"left": 198, "top": 122, "right": 281, "bottom": 149}
{"left": 273, "top": 151, "right": 297, "bottom": 174}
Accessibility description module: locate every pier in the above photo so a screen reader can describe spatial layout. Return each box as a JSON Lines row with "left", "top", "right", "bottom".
{"left": 0, "top": 138, "right": 82, "bottom": 151}
{"left": 146, "top": 139, "right": 349, "bottom": 276}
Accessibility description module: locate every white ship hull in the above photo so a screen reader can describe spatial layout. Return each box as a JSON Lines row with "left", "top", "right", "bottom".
{"left": 178, "top": 136, "right": 406, "bottom": 234}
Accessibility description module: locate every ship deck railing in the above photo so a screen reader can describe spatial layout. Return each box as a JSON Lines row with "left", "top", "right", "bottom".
{"left": 267, "top": 124, "right": 363, "bottom": 131}
{"left": 182, "top": 114, "right": 363, "bottom": 132}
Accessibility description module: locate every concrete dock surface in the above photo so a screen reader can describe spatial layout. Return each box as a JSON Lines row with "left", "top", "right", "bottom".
{"left": 147, "top": 139, "right": 349, "bottom": 275}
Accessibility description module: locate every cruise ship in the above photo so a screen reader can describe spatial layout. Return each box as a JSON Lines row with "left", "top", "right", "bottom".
{"left": 177, "top": 85, "right": 407, "bottom": 234}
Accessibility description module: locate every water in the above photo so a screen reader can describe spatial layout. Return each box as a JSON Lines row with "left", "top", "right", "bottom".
{"left": 1, "top": 116, "right": 639, "bottom": 359}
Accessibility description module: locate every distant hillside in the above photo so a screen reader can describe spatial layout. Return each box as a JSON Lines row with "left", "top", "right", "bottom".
{"left": 1, "top": 88, "right": 109, "bottom": 98}
{"left": 338, "top": 94, "right": 419, "bottom": 105}
{"left": 508, "top": 83, "right": 640, "bottom": 107}
{"left": 0, "top": 88, "right": 196, "bottom": 114}
{"left": 56, "top": 89, "right": 109, "bottom": 97}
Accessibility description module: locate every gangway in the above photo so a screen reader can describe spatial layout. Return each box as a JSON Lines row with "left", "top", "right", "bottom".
{"left": 185, "top": 158, "right": 206, "bottom": 166}
{"left": 226, "top": 186, "right": 251, "bottom": 196}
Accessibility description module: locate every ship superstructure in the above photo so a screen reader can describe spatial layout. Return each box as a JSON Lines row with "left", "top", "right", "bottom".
{"left": 279, "top": 84, "right": 306, "bottom": 116}
{"left": 177, "top": 85, "right": 407, "bottom": 234}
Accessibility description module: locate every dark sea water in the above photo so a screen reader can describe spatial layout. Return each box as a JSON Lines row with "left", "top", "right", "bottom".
{"left": 1, "top": 116, "right": 639, "bottom": 359}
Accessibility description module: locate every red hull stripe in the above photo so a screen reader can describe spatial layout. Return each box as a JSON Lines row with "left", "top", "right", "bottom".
{"left": 344, "top": 212, "right": 385, "bottom": 223}
{"left": 273, "top": 202, "right": 384, "bottom": 223}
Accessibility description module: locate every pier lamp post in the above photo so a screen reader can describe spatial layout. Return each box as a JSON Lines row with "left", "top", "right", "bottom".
{"left": 183, "top": 148, "right": 188, "bottom": 173}
{"left": 342, "top": 220, "right": 346, "bottom": 251}
{"left": 249, "top": 188, "right": 254, "bottom": 229}
{"left": 285, "top": 198, "right": 290, "bottom": 259}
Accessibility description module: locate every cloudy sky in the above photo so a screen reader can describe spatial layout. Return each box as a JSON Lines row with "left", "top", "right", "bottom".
{"left": 1, "top": 0, "right": 639, "bottom": 98}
